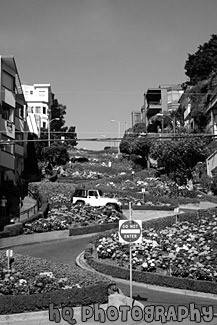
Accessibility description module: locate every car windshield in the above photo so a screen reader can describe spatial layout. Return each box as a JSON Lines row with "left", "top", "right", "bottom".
{"left": 88, "top": 190, "right": 98, "bottom": 197}
{"left": 74, "top": 189, "right": 86, "bottom": 197}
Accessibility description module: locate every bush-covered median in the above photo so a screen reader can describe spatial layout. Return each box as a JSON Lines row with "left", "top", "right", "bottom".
{"left": 85, "top": 208, "right": 217, "bottom": 294}
{"left": 0, "top": 251, "right": 112, "bottom": 314}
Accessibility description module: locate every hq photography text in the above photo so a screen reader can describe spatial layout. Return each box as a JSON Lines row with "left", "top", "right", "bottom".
{"left": 49, "top": 302, "right": 214, "bottom": 324}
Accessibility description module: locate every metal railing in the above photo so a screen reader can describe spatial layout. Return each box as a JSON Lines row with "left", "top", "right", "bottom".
{"left": 18, "top": 202, "right": 38, "bottom": 222}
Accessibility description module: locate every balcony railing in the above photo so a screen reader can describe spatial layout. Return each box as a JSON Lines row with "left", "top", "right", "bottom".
{"left": 2, "top": 87, "right": 15, "bottom": 108}
{"left": 0, "top": 119, "right": 15, "bottom": 138}
{"left": 15, "top": 115, "right": 24, "bottom": 131}
{"left": 14, "top": 144, "right": 24, "bottom": 156}
{"left": 0, "top": 151, "right": 15, "bottom": 170}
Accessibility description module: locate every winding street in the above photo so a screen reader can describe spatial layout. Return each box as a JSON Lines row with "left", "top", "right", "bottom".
{"left": 12, "top": 235, "right": 217, "bottom": 315}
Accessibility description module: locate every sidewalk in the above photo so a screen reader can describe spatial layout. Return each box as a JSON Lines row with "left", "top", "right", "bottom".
{"left": 123, "top": 201, "right": 217, "bottom": 221}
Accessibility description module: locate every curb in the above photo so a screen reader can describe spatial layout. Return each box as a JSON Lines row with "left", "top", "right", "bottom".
{"left": 0, "top": 294, "right": 144, "bottom": 324}
{"left": 76, "top": 252, "right": 217, "bottom": 301}
{"left": 0, "top": 231, "right": 98, "bottom": 250}
{"left": 0, "top": 303, "right": 107, "bottom": 323}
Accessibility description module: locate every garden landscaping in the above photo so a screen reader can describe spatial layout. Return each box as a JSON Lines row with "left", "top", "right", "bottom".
{"left": 0, "top": 251, "right": 112, "bottom": 314}
{"left": 23, "top": 205, "right": 126, "bottom": 235}
{"left": 84, "top": 207, "right": 217, "bottom": 294}
{"left": 29, "top": 171, "right": 217, "bottom": 209}
{"left": 2, "top": 149, "right": 217, "bottom": 314}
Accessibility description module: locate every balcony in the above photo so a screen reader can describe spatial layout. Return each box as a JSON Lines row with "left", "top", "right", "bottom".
{"left": 1, "top": 87, "right": 15, "bottom": 108}
{"left": 0, "top": 119, "right": 15, "bottom": 138}
{"left": 0, "top": 150, "right": 15, "bottom": 171}
{"left": 27, "top": 113, "right": 40, "bottom": 137}
{"left": 15, "top": 116, "right": 25, "bottom": 132}
{"left": 147, "top": 104, "right": 162, "bottom": 118}
{"left": 14, "top": 144, "right": 24, "bottom": 156}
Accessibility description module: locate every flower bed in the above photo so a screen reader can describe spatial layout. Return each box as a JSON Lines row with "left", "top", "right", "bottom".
{"left": 86, "top": 208, "right": 217, "bottom": 291}
{"left": 0, "top": 251, "right": 111, "bottom": 314}
{"left": 0, "top": 250, "right": 111, "bottom": 294}
{"left": 23, "top": 205, "right": 126, "bottom": 235}
{"left": 29, "top": 170, "right": 217, "bottom": 211}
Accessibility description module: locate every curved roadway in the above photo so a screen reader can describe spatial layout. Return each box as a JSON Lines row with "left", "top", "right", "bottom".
{"left": 12, "top": 235, "right": 217, "bottom": 315}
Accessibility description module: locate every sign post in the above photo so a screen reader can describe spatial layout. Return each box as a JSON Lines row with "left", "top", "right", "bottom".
{"left": 119, "top": 203, "right": 142, "bottom": 305}
{"left": 174, "top": 207, "right": 180, "bottom": 224}
{"left": 129, "top": 202, "right": 132, "bottom": 304}
{"left": 6, "top": 249, "right": 13, "bottom": 271}
{"left": 141, "top": 188, "right": 145, "bottom": 203}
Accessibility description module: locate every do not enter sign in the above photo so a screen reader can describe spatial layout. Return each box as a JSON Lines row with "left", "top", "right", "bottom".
{"left": 119, "top": 220, "right": 142, "bottom": 244}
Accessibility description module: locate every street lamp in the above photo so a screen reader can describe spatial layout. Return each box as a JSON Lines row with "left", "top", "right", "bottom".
{"left": 125, "top": 121, "right": 128, "bottom": 132}
{"left": 48, "top": 118, "right": 60, "bottom": 147}
{"left": 111, "top": 119, "right": 121, "bottom": 155}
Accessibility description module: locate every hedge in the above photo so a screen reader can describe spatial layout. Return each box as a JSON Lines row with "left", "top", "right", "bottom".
{"left": 141, "top": 210, "right": 199, "bottom": 231}
{"left": 86, "top": 208, "right": 217, "bottom": 294}
{"left": 69, "top": 222, "right": 120, "bottom": 236}
{"left": 87, "top": 258, "right": 217, "bottom": 294}
{"left": 0, "top": 282, "right": 109, "bottom": 314}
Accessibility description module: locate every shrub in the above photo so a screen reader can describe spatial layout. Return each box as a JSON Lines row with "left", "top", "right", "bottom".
{"left": 3, "top": 223, "right": 23, "bottom": 237}
{"left": 69, "top": 223, "right": 119, "bottom": 236}
{"left": 0, "top": 283, "right": 109, "bottom": 314}
{"left": 211, "top": 175, "right": 217, "bottom": 195}
{"left": 87, "top": 210, "right": 217, "bottom": 294}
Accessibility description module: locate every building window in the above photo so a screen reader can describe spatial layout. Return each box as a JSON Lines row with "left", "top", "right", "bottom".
{"left": 43, "top": 122, "right": 46, "bottom": 128}
{"left": 2, "top": 103, "right": 13, "bottom": 121}
{"left": 35, "top": 106, "right": 41, "bottom": 114}
{"left": 39, "top": 91, "right": 45, "bottom": 96}
{"left": 1, "top": 135, "right": 13, "bottom": 154}
{"left": 30, "top": 90, "right": 33, "bottom": 94}
{"left": 43, "top": 107, "right": 46, "bottom": 115}
{"left": 15, "top": 131, "right": 23, "bottom": 146}
{"left": 2, "top": 71, "right": 15, "bottom": 91}
{"left": 20, "top": 107, "right": 24, "bottom": 118}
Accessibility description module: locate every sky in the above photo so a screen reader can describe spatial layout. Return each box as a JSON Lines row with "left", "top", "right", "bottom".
{"left": 1, "top": 0, "right": 217, "bottom": 150}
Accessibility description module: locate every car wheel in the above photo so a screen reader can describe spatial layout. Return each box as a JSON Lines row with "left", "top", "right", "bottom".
{"left": 75, "top": 200, "right": 85, "bottom": 207}
{"left": 106, "top": 203, "right": 116, "bottom": 210}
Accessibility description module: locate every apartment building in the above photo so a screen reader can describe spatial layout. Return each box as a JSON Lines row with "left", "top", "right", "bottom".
{"left": 141, "top": 84, "right": 184, "bottom": 130}
{"left": 0, "top": 56, "right": 27, "bottom": 186}
{"left": 131, "top": 111, "right": 142, "bottom": 127}
{"left": 206, "top": 93, "right": 217, "bottom": 135}
{"left": 178, "top": 87, "right": 194, "bottom": 131}
{"left": 22, "top": 84, "right": 53, "bottom": 136}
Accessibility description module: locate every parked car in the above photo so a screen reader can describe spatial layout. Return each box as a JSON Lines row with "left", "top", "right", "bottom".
{"left": 71, "top": 188, "right": 122, "bottom": 211}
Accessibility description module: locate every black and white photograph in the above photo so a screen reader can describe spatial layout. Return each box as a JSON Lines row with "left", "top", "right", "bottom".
{"left": 0, "top": 0, "right": 217, "bottom": 323}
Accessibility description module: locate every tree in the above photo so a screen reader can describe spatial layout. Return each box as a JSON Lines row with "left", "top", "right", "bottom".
{"left": 50, "top": 98, "right": 66, "bottom": 134}
{"left": 149, "top": 135, "right": 209, "bottom": 184}
{"left": 62, "top": 126, "right": 77, "bottom": 147}
{"left": 22, "top": 133, "right": 40, "bottom": 180}
{"left": 130, "top": 136, "right": 152, "bottom": 168}
{"left": 187, "top": 75, "right": 217, "bottom": 133}
{"left": 185, "top": 34, "right": 217, "bottom": 85}
{"left": 120, "top": 123, "right": 152, "bottom": 167}
{"left": 41, "top": 143, "right": 69, "bottom": 166}
{"left": 49, "top": 97, "right": 77, "bottom": 146}
{"left": 35, "top": 95, "right": 77, "bottom": 164}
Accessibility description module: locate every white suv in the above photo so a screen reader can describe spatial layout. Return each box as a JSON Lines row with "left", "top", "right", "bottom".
{"left": 71, "top": 188, "right": 122, "bottom": 211}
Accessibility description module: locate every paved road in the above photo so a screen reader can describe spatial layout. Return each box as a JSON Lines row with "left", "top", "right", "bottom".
{"left": 12, "top": 237, "right": 217, "bottom": 315}
{"left": 1, "top": 314, "right": 216, "bottom": 325}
